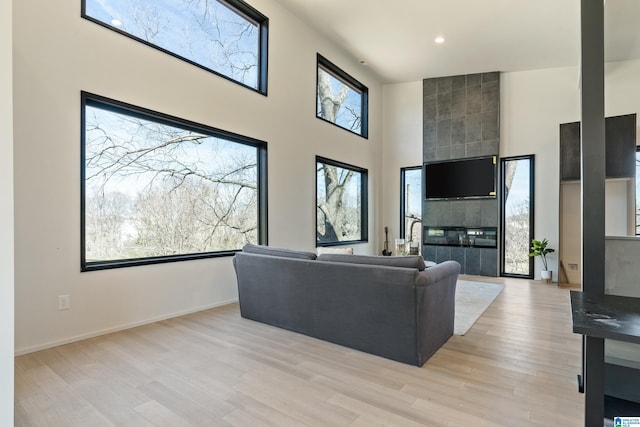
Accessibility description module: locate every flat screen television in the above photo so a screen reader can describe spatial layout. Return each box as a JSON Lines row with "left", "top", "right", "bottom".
{"left": 424, "top": 156, "right": 497, "bottom": 200}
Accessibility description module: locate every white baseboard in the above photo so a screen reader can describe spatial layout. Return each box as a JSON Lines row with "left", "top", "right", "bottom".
{"left": 15, "top": 298, "right": 238, "bottom": 356}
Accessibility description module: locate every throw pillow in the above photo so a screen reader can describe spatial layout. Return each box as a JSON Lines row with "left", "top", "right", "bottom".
{"left": 316, "top": 247, "right": 354, "bottom": 255}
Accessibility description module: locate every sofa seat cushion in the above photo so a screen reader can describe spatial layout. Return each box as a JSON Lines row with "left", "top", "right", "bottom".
{"left": 317, "top": 253, "right": 426, "bottom": 271}
{"left": 242, "top": 244, "right": 317, "bottom": 260}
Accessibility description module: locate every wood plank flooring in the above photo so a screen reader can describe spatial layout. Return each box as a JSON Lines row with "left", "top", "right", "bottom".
{"left": 15, "top": 276, "right": 584, "bottom": 426}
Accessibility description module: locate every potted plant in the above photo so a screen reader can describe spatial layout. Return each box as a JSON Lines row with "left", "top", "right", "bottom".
{"left": 529, "top": 238, "right": 555, "bottom": 282}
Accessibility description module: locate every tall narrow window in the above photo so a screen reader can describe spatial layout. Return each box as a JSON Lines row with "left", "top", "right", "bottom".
{"left": 316, "top": 156, "right": 368, "bottom": 246}
{"left": 81, "top": 92, "right": 267, "bottom": 271}
{"left": 316, "top": 54, "right": 368, "bottom": 138}
{"left": 400, "top": 166, "right": 422, "bottom": 250}
{"left": 501, "top": 155, "right": 534, "bottom": 278}
{"left": 83, "top": 0, "right": 269, "bottom": 94}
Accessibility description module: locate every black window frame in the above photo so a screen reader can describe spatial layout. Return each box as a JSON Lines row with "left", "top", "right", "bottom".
{"left": 636, "top": 146, "right": 640, "bottom": 235}
{"left": 500, "top": 154, "right": 535, "bottom": 279}
{"left": 81, "top": 0, "right": 269, "bottom": 95}
{"left": 316, "top": 54, "right": 369, "bottom": 138}
{"left": 400, "top": 165, "right": 422, "bottom": 239}
{"left": 316, "top": 156, "right": 368, "bottom": 247}
{"left": 81, "top": 91, "right": 268, "bottom": 271}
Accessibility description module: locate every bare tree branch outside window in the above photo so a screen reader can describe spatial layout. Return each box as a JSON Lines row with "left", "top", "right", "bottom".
{"left": 317, "top": 67, "right": 362, "bottom": 135}
{"left": 315, "top": 55, "right": 368, "bottom": 246}
{"left": 83, "top": 0, "right": 267, "bottom": 91}
{"left": 401, "top": 167, "right": 422, "bottom": 248}
{"left": 502, "top": 158, "right": 533, "bottom": 276}
{"left": 82, "top": 94, "right": 264, "bottom": 269}
{"left": 316, "top": 158, "right": 367, "bottom": 245}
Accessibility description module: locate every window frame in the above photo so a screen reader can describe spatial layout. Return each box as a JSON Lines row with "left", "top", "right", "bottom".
{"left": 80, "top": 91, "right": 268, "bottom": 271}
{"left": 81, "top": 0, "right": 269, "bottom": 95}
{"left": 316, "top": 54, "right": 369, "bottom": 138}
{"left": 500, "top": 154, "right": 535, "bottom": 279}
{"left": 315, "top": 156, "right": 368, "bottom": 247}
{"left": 636, "top": 146, "right": 640, "bottom": 236}
{"left": 400, "top": 165, "right": 422, "bottom": 240}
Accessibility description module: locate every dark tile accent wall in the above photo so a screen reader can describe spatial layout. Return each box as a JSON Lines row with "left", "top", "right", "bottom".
{"left": 430, "top": 247, "right": 497, "bottom": 277}
{"left": 423, "top": 72, "right": 500, "bottom": 162}
{"left": 423, "top": 72, "right": 500, "bottom": 276}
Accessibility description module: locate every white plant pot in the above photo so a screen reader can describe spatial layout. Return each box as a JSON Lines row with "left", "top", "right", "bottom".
{"left": 540, "top": 270, "right": 552, "bottom": 283}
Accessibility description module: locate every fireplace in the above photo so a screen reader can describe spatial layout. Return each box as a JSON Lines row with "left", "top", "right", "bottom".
{"left": 422, "top": 226, "right": 498, "bottom": 276}
{"left": 423, "top": 226, "right": 497, "bottom": 248}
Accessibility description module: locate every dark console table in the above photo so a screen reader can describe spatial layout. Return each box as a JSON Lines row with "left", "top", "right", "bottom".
{"left": 571, "top": 292, "right": 640, "bottom": 343}
{"left": 570, "top": 291, "right": 640, "bottom": 426}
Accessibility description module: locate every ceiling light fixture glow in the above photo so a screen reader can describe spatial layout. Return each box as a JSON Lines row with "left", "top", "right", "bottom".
{"left": 435, "top": 36, "right": 445, "bottom": 44}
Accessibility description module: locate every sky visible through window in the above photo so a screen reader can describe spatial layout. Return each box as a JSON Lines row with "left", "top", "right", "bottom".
{"left": 402, "top": 167, "right": 422, "bottom": 249}
{"left": 404, "top": 168, "right": 421, "bottom": 218}
{"left": 84, "top": 101, "right": 259, "bottom": 265}
{"left": 317, "top": 67, "right": 363, "bottom": 134}
{"left": 85, "top": 0, "right": 260, "bottom": 88}
{"left": 316, "top": 164, "right": 362, "bottom": 212}
{"left": 503, "top": 158, "right": 531, "bottom": 275}
{"left": 316, "top": 161, "right": 363, "bottom": 244}
{"left": 505, "top": 160, "right": 530, "bottom": 215}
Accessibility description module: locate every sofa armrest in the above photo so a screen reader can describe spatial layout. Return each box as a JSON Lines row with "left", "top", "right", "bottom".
{"left": 415, "top": 260, "right": 460, "bottom": 287}
{"left": 414, "top": 260, "right": 460, "bottom": 365}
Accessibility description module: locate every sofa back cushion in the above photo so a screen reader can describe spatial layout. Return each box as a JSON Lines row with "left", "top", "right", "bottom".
{"left": 242, "top": 244, "right": 317, "bottom": 260}
{"left": 317, "top": 253, "right": 426, "bottom": 271}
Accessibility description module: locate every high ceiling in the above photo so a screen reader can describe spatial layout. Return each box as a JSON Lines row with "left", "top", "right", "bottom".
{"left": 273, "top": 0, "right": 640, "bottom": 83}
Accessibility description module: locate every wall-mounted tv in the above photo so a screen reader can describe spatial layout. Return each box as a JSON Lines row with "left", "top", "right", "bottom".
{"left": 424, "top": 156, "right": 497, "bottom": 200}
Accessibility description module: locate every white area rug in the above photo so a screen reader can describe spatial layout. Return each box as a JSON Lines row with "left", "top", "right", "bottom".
{"left": 454, "top": 280, "right": 505, "bottom": 335}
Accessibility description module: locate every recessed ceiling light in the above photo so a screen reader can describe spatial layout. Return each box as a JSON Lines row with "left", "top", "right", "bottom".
{"left": 111, "top": 19, "right": 122, "bottom": 27}
{"left": 435, "top": 36, "right": 445, "bottom": 44}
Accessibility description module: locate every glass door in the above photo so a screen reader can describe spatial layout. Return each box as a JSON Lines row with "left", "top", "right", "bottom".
{"left": 501, "top": 155, "right": 534, "bottom": 278}
{"left": 400, "top": 166, "right": 422, "bottom": 253}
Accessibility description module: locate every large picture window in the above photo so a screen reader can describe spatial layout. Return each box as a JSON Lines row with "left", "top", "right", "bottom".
{"left": 400, "top": 166, "right": 422, "bottom": 250}
{"left": 316, "top": 54, "right": 368, "bottom": 138}
{"left": 316, "top": 156, "right": 368, "bottom": 246}
{"left": 82, "top": 0, "right": 269, "bottom": 94}
{"left": 81, "top": 92, "right": 267, "bottom": 271}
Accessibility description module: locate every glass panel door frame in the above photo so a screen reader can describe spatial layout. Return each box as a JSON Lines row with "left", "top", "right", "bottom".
{"left": 500, "top": 155, "right": 535, "bottom": 278}
{"left": 400, "top": 166, "right": 422, "bottom": 246}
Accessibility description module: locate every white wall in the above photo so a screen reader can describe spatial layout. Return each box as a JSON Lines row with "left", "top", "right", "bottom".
{"left": 501, "top": 66, "right": 580, "bottom": 281}
{"left": 381, "top": 81, "right": 422, "bottom": 247}
{"left": 13, "top": 0, "right": 383, "bottom": 354}
{"left": 0, "top": 0, "right": 14, "bottom": 423}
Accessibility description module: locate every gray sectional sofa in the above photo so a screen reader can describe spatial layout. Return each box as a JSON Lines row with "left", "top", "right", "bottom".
{"left": 232, "top": 244, "right": 461, "bottom": 366}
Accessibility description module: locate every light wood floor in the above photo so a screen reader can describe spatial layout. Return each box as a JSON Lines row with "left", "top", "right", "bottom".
{"left": 15, "top": 276, "right": 584, "bottom": 426}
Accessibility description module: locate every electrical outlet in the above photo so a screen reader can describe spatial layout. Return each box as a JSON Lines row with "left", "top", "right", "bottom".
{"left": 58, "top": 295, "right": 70, "bottom": 310}
{"left": 569, "top": 263, "right": 578, "bottom": 270}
